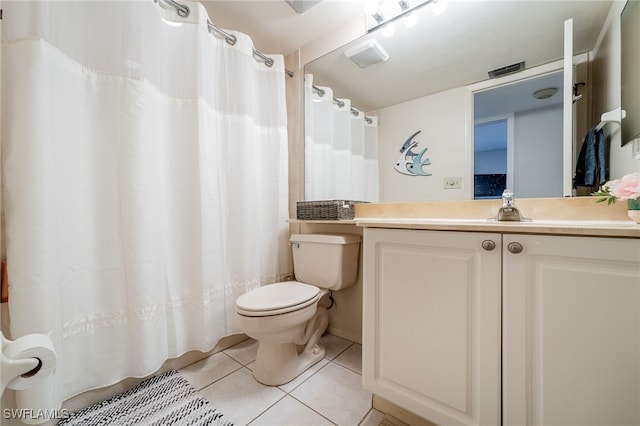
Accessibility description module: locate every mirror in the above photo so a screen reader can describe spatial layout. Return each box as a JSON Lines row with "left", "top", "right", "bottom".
{"left": 621, "top": 0, "right": 639, "bottom": 147}
{"left": 304, "top": 0, "right": 614, "bottom": 202}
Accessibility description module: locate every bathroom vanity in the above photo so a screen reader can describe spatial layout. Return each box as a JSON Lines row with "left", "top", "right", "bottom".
{"left": 354, "top": 199, "right": 640, "bottom": 426}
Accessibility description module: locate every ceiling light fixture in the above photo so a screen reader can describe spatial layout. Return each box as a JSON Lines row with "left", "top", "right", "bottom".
{"left": 366, "top": 0, "right": 435, "bottom": 33}
{"left": 398, "top": 0, "right": 419, "bottom": 27}
{"left": 403, "top": 11, "right": 419, "bottom": 27}
{"left": 533, "top": 87, "right": 558, "bottom": 100}
{"left": 432, "top": 0, "right": 447, "bottom": 15}
{"left": 364, "top": 0, "right": 379, "bottom": 15}
{"left": 382, "top": 22, "right": 396, "bottom": 37}
{"left": 372, "top": 11, "right": 385, "bottom": 24}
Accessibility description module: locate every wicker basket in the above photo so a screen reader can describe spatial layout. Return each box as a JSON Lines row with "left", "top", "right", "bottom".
{"left": 296, "top": 200, "right": 368, "bottom": 221}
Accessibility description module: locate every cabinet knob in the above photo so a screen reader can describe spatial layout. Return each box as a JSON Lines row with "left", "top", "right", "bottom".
{"left": 507, "top": 242, "right": 523, "bottom": 254}
{"left": 481, "top": 240, "right": 496, "bottom": 251}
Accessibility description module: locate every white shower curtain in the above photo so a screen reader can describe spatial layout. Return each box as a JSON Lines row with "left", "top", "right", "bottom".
{"left": 304, "top": 74, "right": 379, "bottom": 202}
{"left": 1, "top": 0, "right": 290, "bottom": 405}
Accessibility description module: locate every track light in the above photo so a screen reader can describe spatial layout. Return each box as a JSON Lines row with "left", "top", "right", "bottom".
{"left": 432, "top": 0, "right": 447, "bottom": 15}
{"left": 364, "top": 0, "right": 379, "bottom": 15}
{"left": 381, "top": 22, "right": 395, "bottom": 37}
{"left": 366, "top": 0, "right": 440, "bottom": 34}
{"left": 404, "top": 11, "right": 418, "bottom": 27}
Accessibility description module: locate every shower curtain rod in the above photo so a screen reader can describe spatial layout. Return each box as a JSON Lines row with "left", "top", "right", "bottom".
{"left": 156, "top": 0, "right": 294, "bottom": 78}
{"left": 312, "top": 85, "right": 373, "bottom": 124}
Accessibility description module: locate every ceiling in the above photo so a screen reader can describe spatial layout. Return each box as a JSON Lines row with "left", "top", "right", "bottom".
{"left": 474, "top": 71, "right": 564, "bottom": 121}
{"left": 199, "top": 0, "right": 365, "bottom": 56}
{"left": 306, "top": 0, "right": 613, "bottom": 111}
{"left": 198, "top": 0, "right": 613, "bottom": 114}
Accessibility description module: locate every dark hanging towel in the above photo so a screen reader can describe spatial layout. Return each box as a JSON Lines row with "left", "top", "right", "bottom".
{"left": 574, "top": 126, "right": 609, "bottom": 188}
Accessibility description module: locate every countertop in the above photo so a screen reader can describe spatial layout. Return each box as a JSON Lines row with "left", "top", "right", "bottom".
{"left": 291, "top": 197, "right": 640, "bottom": 238}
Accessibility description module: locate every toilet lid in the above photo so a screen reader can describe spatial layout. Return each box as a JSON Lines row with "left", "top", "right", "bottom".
{"left": 236, "top": 282, "right": 321, "bottom": 317}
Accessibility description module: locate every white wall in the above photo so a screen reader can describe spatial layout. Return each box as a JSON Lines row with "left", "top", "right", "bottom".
{"left": 299, "top": 16, "right": 365, "bottom": 68}
{"left": 593, "top": 0, "right": 639, "bottom": 178}
{"left": 377, "top": 85, "right": 563, "bottom": 202}
{"left": 513, "top": 105, "right": 564, "bottom": 198}
{"left": 378, "top": 87, "right": 471, "bottom": 202}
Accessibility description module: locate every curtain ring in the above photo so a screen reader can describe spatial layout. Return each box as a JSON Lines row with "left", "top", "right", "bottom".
{"left": 226, "top": 34, "right": 237, "bottom": 46}
{"left": 156, "top": 0, "right": 190, "bottom": 18}
{"left": 176, "top": 4, "right": 190, "bottom": 17}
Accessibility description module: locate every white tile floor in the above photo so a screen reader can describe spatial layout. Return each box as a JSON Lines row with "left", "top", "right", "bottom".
{"left": 179, "top": 334, "right": 385, "bottom": 426}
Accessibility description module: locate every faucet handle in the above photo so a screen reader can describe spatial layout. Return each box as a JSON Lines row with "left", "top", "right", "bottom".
{"left": 490, "top": 189, "right": 532, "bottom": 222}
{"left": 502, "top": 189, "right": 515, "bottom": 207}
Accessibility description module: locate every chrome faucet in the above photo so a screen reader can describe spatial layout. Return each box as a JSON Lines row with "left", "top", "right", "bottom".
{"left": 492, "top": 189, "right": 531, "bottom": 222}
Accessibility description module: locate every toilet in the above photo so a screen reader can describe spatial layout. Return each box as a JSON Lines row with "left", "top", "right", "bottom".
{"left": 235, "top": 233, "right": 361, "bottom": 386}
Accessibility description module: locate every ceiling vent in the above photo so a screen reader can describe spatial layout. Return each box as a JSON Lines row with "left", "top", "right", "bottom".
{"left": 345, "top": 39, "right": 389, "bottom": 69}
{"left": 488, "top": 61, "right": 525, "bottom": 79}
{"left": 285, "top": 0, "right": 323, "bottom": 14}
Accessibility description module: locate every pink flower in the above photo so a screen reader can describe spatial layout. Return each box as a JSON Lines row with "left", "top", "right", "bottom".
{"left": 605, "top": 172, "right": 640, "bottom": 200}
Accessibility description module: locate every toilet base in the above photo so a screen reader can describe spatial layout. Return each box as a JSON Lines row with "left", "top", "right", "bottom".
{"left": 253, "top": 341, "right": 326, "bottom": 386}
{"left": 251, "top": 305, "right": 329, "bottom": 386}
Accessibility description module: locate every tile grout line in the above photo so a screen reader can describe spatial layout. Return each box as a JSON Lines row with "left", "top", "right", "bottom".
{"left": 280, "top": 347, "right": 367, "bottom": 426}
{"left": 245, "top": 389, "right": 289, "bottom": 426}
{"left": 287, "top": 393, "right": 340, "bottom": 426}
{"left": 198, "top": 336, "right": 362, "bottom": 425}
{"left": 191, "top": 352, "right": 246, "bottom": 392}
{"left": 357, "top": 406, "right": 379, "bottom": 426}
{"left": 244, "top": 357, "right": 333, "bottom": 426}
{"left": 277, "top": 359, "right": 330, "bottom": 394}
{"left": 326, "top": 341, "right": 355, "bottom": 361}
{"left": 195, "top": 364, "right": 252, "bottom": 393}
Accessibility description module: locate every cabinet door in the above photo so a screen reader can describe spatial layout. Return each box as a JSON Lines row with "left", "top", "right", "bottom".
{"left": 363, "top": 228, "right": 501, "bottom": 426}
{"left": 503, "top": 234, "right": 640, "bottom": 426}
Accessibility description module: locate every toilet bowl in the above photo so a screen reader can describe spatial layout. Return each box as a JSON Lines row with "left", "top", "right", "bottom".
{"left": 235, "top": 233, "right": 360, "bottom": 386}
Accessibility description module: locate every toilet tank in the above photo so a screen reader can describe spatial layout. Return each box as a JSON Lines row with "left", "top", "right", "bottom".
{"left": 290, "top": 233, "right": 361, "bottom": 291}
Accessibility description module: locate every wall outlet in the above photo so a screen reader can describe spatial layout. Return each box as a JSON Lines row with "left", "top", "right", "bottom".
{"left": 443, "top": 177, "right": 462, "bottom": 189}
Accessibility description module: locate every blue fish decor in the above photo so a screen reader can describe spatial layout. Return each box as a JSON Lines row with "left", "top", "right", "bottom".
{"left": 394, "top": 130, "right": 432, "bottom": 176}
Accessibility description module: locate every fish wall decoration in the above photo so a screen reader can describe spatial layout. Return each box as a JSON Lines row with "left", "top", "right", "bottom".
{"left": 394, "top": 130, "right": 432, "bottom": 176}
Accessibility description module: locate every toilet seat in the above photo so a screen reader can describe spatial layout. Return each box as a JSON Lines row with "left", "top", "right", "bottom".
{"left": 236, "top": 282, "right": 321, "bottom": 317}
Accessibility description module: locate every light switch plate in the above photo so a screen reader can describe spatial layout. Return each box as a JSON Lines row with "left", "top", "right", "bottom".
{"left": 444, "top": 177, "right": 462, "bottom": 189}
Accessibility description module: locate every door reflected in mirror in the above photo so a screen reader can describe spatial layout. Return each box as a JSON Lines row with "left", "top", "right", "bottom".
{"left": 473, "top": 71, "right": 564, "bottom": 200}
{"left": 474, "top": 119, "right": 508, "bottom": 199}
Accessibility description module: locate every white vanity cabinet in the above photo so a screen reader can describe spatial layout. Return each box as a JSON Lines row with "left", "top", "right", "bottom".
{"left": 363, "top": 227, "right": 640, "bottom": 426}
{"left": 502, "top": 234, "right": 640, "bottom": 426}
{"left": 362, "top": 228, "right": 502, "bottom": 426}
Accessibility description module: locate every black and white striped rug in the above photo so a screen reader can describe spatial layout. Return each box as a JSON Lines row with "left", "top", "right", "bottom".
{"left": 59, "top": 370, "right": 233, "bottom": 426}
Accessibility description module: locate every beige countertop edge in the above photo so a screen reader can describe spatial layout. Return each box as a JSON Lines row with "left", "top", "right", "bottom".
{"left": 288, "top": 219, "right": 357, "bottom": 225}
{"left": 288, "top": 218, "right": 640, "bottom": 237}
{"left": 354, "top": 218, "right": 640, "bottom": 238}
